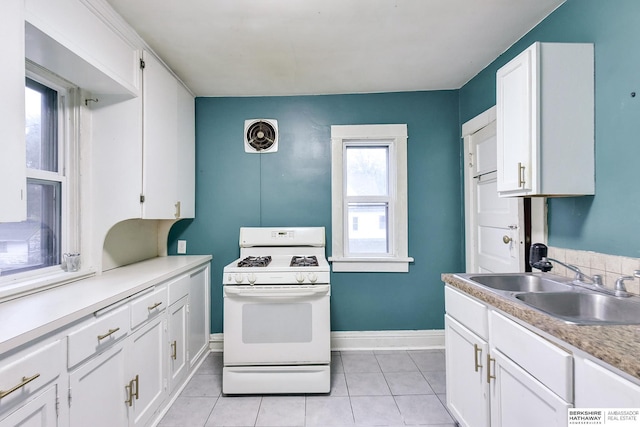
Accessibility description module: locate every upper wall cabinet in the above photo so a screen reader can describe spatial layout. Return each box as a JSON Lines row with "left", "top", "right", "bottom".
{"left": 142, "top": 52, "right": 195, "bottom": 220}
{"left": 496, "top": 42, "right": 594, "bottom": 197}
{"left": 24, "top": 0, "right": 141, "bottom": 96}
{"left": 0, "top": 0, "right": 27, "bottom": 223}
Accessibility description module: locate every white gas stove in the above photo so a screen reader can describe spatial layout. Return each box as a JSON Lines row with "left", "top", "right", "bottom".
{"left": 222, "top": 227, "right": 331, "bottom": 394}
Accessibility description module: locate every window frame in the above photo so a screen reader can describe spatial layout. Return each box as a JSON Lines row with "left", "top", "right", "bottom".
{"left": 329, "top": 124, "right": 413, "bottom": 272}
{"left": 0, "top": 63, "right": 84, "bottom": 298}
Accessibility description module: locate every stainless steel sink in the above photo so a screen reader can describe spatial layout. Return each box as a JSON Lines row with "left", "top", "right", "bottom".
{"left": 467, "top": 274, "right": 574, "bottom": 293}
{"left": 515, "top": 291, "right": 640, "bottom": 325}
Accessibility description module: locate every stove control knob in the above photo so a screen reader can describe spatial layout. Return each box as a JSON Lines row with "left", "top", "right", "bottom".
{"left": 234, "top": 273, "right": 244, "bottom": 284}
{"left": 248, "top": 273, "right": 257, "bottom": 285}
{"left": 295, "top": 272, "right": 305, "bottom": 283}
{"left": 308, "top": 273, "right": 318, "bottom": 283}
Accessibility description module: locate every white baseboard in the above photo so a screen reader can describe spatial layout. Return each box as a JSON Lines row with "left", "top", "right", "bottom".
{"left": 330, "top": 330, "right": 444, "bottom": 351}
{"left": 209, "top": 330, "right": 444, "bottom": 353}
{"left": 210, "top": 333, "right": 224, "bottom": 353}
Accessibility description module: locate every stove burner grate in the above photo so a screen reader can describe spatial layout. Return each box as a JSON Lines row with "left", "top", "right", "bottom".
{"left": 290, "top": 255, "right": 319, "bottom": 267}
{"left": 237, "top": 256, "right": 272, "bottom": 267}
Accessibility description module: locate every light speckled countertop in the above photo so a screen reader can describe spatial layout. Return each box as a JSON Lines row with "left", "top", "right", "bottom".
{"left": 442, "top": 273, "right": 640, "bottom": 381}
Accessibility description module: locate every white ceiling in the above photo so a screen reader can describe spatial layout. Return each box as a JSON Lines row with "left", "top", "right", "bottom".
{"left": 105, "top": 0, "right": 565, "bottom": 97}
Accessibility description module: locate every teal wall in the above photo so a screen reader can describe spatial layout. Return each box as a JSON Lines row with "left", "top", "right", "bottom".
{"left": 460, "top": 0, "right": 640, "bottom": 257}
{"left": 169, "top": 92, "right": 463, "bottom": 333}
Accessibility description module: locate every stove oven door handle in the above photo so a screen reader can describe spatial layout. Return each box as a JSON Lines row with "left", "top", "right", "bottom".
{"left": 224, "top": 286, "right": 329, "bottom": 298}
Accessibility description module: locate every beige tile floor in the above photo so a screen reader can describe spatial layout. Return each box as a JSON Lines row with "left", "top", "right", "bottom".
{"left": 159, "top": 349, "right": 456, "bottom": 426}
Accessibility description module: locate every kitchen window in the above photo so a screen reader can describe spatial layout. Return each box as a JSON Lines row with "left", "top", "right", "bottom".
{"left": 329, "top": 124, "right": 413, "bottom": 272}
{"left": 0, "top": 67, "right": 80, "bottom": 289}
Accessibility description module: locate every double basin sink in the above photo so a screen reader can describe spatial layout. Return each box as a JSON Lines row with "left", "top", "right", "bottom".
{"left": 456, "top": 273, "right": 640, "bottom": 325}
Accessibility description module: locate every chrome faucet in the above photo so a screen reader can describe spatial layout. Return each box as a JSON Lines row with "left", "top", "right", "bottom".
{"left": 544, "top": 257, "right": 604, "bottom": 286}
{"left": 529, "top": 243, "right": 603, "bottom": 284}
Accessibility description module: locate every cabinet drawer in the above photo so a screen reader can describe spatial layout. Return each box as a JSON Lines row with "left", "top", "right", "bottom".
{"left": 67, "top": 304, "right": 130, "bottom": 368}
{"left": 575, "top": 356, "right": 640, "bottom": 407}
{"left": 168, "top": 274, "right": 189, "bottom": 306}
{"left": 0, "top": 339, "right": 64, "bottom": 412}
{"left": 445, "top": 286, "right": 488, "bottom": 340}
{"left": 489, "top": 311, "right": 572, "bottom": 402}
{"left": 131, "top": 286, "right": 168, "bottom": 329}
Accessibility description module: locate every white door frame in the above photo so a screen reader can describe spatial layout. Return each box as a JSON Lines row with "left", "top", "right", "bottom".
{"left": 462, "top": 106, "right": 547, "bottom": 272}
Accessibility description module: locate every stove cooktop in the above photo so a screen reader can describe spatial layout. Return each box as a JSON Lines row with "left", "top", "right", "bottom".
{"left": 223, "top": 254, "right": 329, "bottom": 285}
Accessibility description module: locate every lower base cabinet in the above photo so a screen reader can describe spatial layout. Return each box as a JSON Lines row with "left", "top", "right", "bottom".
{"left": 445, "top": 285, "right": 572, "bottom": 427}
{"left": 130, "top": 316, "right": 167, "bottom": 427}
{"left": 168, "top": 296, "right": 189, "bottom": 393}
{"left": 445, "top": 314, "right": 490, "bottom": 427}
{"left": 490, "top": 349, "right": 571, "bottom": 427}
{"left": 0, "top": 259, "right": 211, "bottom": 427}
{"left": 69, "top": 344, "right": 129, "bottom": 427}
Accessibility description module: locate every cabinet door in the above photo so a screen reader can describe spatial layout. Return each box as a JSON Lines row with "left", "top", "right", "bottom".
{"left": 188, "top": 267, "right": 210, "bottom": 368}
{"left": 445, "top": 315, "right": 490, "bottom": 427}
{"left": 168, "top": 297, "right": 189, "bottom": 393}
{"left": 129, "top": 315, "right": 167, "bottom": 427}
{"left": 490, "top": 349, "right": 571, "bottom": 427}
{"left": 496, "top": 44, "right": 535, "bottom": 194}
{"left": 142, "top": 51, "right": 195, "bottom": 220}
{"left": 176, "top": 81, "right": 195, "bottom": 219}
{"left": 24, "top": 0, "right": 141, "bottom": 95}
{"left": 0, "top": 0, "right": 27, "bottom": 222}
{"left": 0, "top": 384, "right": 58, "bottom": 427}
{"left": 142, "top": 51, "right": 179, "bottom": 219}
{"left": 69, "top": 344, "right": 129, "bottom": 427}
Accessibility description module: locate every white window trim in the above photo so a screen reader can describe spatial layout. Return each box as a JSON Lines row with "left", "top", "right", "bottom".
{"left": 329, "top": 124, "right": 413, "bottom": 273}
{"left": 0, "top": 63, "right": 90, "bottom": 301}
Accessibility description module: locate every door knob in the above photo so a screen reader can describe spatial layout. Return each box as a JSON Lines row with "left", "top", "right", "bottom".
{"left": 502, "top": 235, "right": 513, "bottom": 244}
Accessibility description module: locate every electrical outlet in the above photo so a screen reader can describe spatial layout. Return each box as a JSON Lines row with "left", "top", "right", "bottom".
{"left": 177, "top": 240, "right": 187, "bottom": 254}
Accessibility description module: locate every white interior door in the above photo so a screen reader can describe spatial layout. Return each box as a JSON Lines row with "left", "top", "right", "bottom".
{"left": 464, "top": 108, "right": 525, "bottom": 273}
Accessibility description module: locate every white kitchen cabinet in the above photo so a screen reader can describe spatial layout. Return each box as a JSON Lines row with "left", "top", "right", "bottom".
{"left": 168, "top": 296, "right": 189, "bottom": 393}
{"left": 0, "top": 384, "right": 59, "bottom": 427}
{"left": 188, "top": 266, "right": 210, "bottom": 368}
{"left": 24, "top": 0, "right": 141, "bottom": 96}
{"left": 68, "top": 343, "right": 129, "bottom": 427}
{"left": 445, "top": 315, "right": 490, "bottom": 427}
{"left": 129, "top": 315, "right": 167, "bottom": 427}
{"left": 445, "top": 285, "right": 572, "bottom": 427}
{"left": 66, "top": 284, "right": 167, "bottom": 427}
{"left": 496, "top": 42, "right": 594, "bottom": 197}
{"left": 142, "top": 51, "right": 195, "bottom": 220}
{"left": 574, "top": 355, "right": 640, "bottom": 407}
{"left": 490, "top": 349, "right": 571, "bottom": 427}
{"left": 0, "top": 0, "right": 27, "bottom": 223}
{"left": 0, "top": 338, "right": 65, "bottom": 425}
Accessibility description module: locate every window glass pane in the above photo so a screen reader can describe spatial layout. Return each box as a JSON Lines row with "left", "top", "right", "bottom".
{"left": 347, "top": 203, "right": 388, "bottom": 254}
{"left": 0, "top": 180, "right": 61, "bottom": 276}
{"left": 25, "top": 79, "right": 58, "bottom": 172}
{"left": 346, "top": 146, "right": 388, "bottom": 196}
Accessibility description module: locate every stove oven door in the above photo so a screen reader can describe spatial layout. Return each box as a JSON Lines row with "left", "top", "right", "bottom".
{"left": 223, "top": 285, "right": 330, "bottom": 366}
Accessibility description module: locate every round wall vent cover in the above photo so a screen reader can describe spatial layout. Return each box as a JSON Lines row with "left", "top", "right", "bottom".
{"left": 244, "top": 119, "right": 278, "bottom": 153}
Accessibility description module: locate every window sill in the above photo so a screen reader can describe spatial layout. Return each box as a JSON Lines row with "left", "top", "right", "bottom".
{"left": 0, "top": 269, "right": 95, "bottom": 303}
{"left": 329, "top": 257, "right": 414, "bottom": 273}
